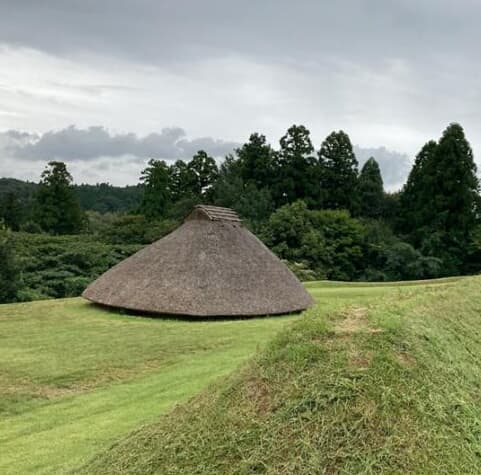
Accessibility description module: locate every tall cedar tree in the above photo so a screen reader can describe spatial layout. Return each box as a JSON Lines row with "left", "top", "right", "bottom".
{"left": 401, "top": 124, "right": 479, "bottom": 273}
{"left": 274, "top": 125, "right": 320, "bottom": 207}
{"left": 237, "top": 133, "right": 275, "bottom": 189}
{"left": 358, "top": 157, "right": 384, "bottom": 219}
{"left": 34, "top": 161, "right": 85, "bottom": 234}
{"left": 140, "top": 159, "right": 171, "bottom": 219}
{"left": 0, "top": 225, "right": 20, "bottom": 302}
{"left": 424, "top": 124, "right": 479, "bottom": 271}
{"left": 398, "top": 140, "right": 438, "bottom": 241}
{"left": 319, "top": 130, "right": 359, "bottom": 213}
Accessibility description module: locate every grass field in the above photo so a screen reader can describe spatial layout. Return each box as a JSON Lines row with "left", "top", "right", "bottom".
{"left": 0, "top": 298, "right": 296, "bottom": 474}
{"left": 0, "top": 277, "right": 470, "bottom": 474}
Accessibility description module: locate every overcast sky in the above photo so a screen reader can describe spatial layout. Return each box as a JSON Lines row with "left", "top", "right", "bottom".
{"left": 0, "top": 0, "right": 479, "bottom": 188}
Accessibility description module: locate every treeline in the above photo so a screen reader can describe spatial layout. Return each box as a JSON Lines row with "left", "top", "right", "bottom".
{"left": 0, "top": 178, "right": 143, "bottom": 223}
{"left": 1, "top": 122, "right": 480, "bottom": 303}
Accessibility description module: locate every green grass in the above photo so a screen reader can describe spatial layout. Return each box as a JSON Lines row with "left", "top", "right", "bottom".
{"left": 0, "top": 299, "right": 295, "bottom": 474}
{"left": 0, "top": 276, "right": 474, "bottom": 474}
{"left": 76, "top": 276, "right": 481, "bottom": 474}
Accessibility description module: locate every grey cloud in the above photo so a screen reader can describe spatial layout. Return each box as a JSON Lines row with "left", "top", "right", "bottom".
{"left": 355, "top": 146, "right": 411, "bottom": 190}
{"left": 0, "top": 126, "right": 413, "bottom": 189}
{"left": 3, "top": 125, "right": 239, "bottom": 162}
{"left": 0, "top": 1, "right": 479, "bottom": 68}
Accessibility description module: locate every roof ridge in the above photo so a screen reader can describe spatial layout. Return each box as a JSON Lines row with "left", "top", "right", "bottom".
{"left": 194, "top": 204, "right": 242, "bottom": 223}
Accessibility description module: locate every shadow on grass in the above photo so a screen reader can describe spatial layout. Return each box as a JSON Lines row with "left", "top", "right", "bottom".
{"left": 84, "top": 300, "right": 304, "bottom": 323}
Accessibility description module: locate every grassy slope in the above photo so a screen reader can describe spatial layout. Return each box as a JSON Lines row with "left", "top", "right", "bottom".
{"left": 78, "top": 276, "right": 481, "bottom": 475}
{"left": 0, "top": 299, "right": 295, "bottom": 474}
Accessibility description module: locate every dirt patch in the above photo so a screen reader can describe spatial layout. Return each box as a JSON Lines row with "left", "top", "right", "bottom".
{"left": 395, "top": 351, "right": 416, "bottom": 368}
{"left": 334, "top": 307, "right": 382, "bottom": 334}
{"left": 349, "top": 349, "right": 374, "bottom": 369}
{"left": 245, "top": 377, "right": 271, "bottom": 415}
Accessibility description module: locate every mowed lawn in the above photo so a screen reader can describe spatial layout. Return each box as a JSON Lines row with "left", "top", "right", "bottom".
{"left": 0, "top": 278, "right": 462, "bottom": 474}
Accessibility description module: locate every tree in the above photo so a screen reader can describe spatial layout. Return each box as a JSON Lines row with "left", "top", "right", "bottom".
{"left": 358, "top": 157, "right": 384, "bottom": 219}
{"left": 0, "top": 225, "right": 20, "bottom": 303}
{"left": 1, "top": 192, "right": 23, "bottom": 230}
{"left": 140, "top": 159, "right": 171, "bottom": 219}
{"left": 423, "top": 124, "right": 480, "bottom": 272}
{"left": 265, "top": 200, "right": 366, "bottom": 280}
{"left": 399, "top": 124, "right": 480, "bottom": 274}
{"left": 168, "top": 160, "right": 196, "bottom": 202}
{"left": 236, "top": 133, "right": 275, "bottom": 190}
{"left": 319, "top": 130, "right": 359, "bottom": 213}
{"left": 187, "top": 150, "right": 219, "bottom": 199}
{"left": 274, "top": 125, "right": 320, "bottom": 206}
{"left": 398, "top": 140, "right": 437, "bottom": 240}
{"left": 34, "top": 161, "right": 85, "bottom": 234}
{"left": 211, "top": 155, "right": 274, "bottom": 227}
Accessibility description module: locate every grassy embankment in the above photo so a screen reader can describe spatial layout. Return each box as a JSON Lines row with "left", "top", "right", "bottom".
{"left": 79, "top": 275, "right": 481, "bottom": 475}
{"left": 1, "top": 276, "right": 476, "bottom": 474}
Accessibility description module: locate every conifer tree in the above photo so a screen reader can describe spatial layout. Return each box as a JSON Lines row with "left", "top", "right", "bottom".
{"left": 236, "top": 133, "right": 275, "bottom": 190}
{"left": 424, "top": 123, "right": 479, "bottom": 271}
{"left": 400, "top": 124, "right": 480, "bottom": 273}
{"left": 140, "top": 159, "right": 171, "bottom": 219}
{"left": 318, "top": 130, "right": 359, "bottom": 213}
{"left": 398, "top": 140, "right": 437, "bottom": 240}
{"left": 358, "top": 157, "right": 384, "bottom": 219}
{"left": 34, "top": 161, "right": 85, "bottom": 234}
{"left": 274, "top": 125, "right": 320, "bottom": 206}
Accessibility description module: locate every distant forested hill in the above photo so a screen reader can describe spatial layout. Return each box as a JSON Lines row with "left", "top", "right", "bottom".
{"left": 74, "top": 183, "right": 143, "bottom": 213}
{"left": 0, "top": 178, "right": 143, "bottom": 213}
{"left": 0, "top": 178, "right": 37, "bottom": 203}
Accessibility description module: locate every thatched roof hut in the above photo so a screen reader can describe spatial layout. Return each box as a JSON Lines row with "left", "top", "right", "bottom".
{"left": 82, "top": 205, "right": 314, "bottom": 317}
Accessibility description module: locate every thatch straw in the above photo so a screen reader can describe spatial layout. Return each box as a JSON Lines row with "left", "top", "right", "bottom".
{"left": 82, "top": 205, "right": 314, "bottom": 317}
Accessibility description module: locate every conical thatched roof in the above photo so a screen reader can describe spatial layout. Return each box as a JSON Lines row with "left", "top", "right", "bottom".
{"left": 82, "top": 205, "right": 314, "bottom": 317}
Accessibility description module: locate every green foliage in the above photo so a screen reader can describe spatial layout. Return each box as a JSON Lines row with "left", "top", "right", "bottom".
{"left": 284, "top": 260, "right": 325, "bottom": 281}
{"left": 0, "top": 178, "right": 143, "bottom": 219}
{"left": 266, "top": 201, "right": 365, "bottom": 280}
{"left": 14, "top": 232, "right": 141, "bottom": 300}
{"left": 33, "top": 161, "right": 86, "bottom": 234}
{"left": 188, "top": 150, "right": 219, "bottom": 198}
{"left": 0, "top": 225, "right": 20, "bottom": 303}
{"left": 237, "top": 133, "right": 275, "bottom": 189}
{"left": 139, "top": 159, "right": 171, "bottom": 219}
{"left": 274, "top": 125, "right": 320, "bottom": 206}
{"left": 399, "top": 124, "right": 480, "bottom": 275}
{"left": 383, "top": 242, "right": 443, "bottom": 281}
{"left": 89, "top": 213, "right": 179, "bottom": 245}
{"left": 97, "top": 214, "right": 149, "bottom": 244}
{"left": 168, "top": 160, "right": 197, "bottom": 202}
{"left": 358, "top": 157, "right": 384, "bottom": 219}
{"left": 74, "top": 183, "right": 143, "bottom": 213}
{"left": 212, "top": 155, "right": 274, "bottom": 228}
{"left": 0, "top": 191, "right": 23, "bottom": 230}
{"left": 399, "top": 140, "right": 438, "bottom": 241}
{"left": 319, "top": 130, "right": 359, "bottom": 213}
